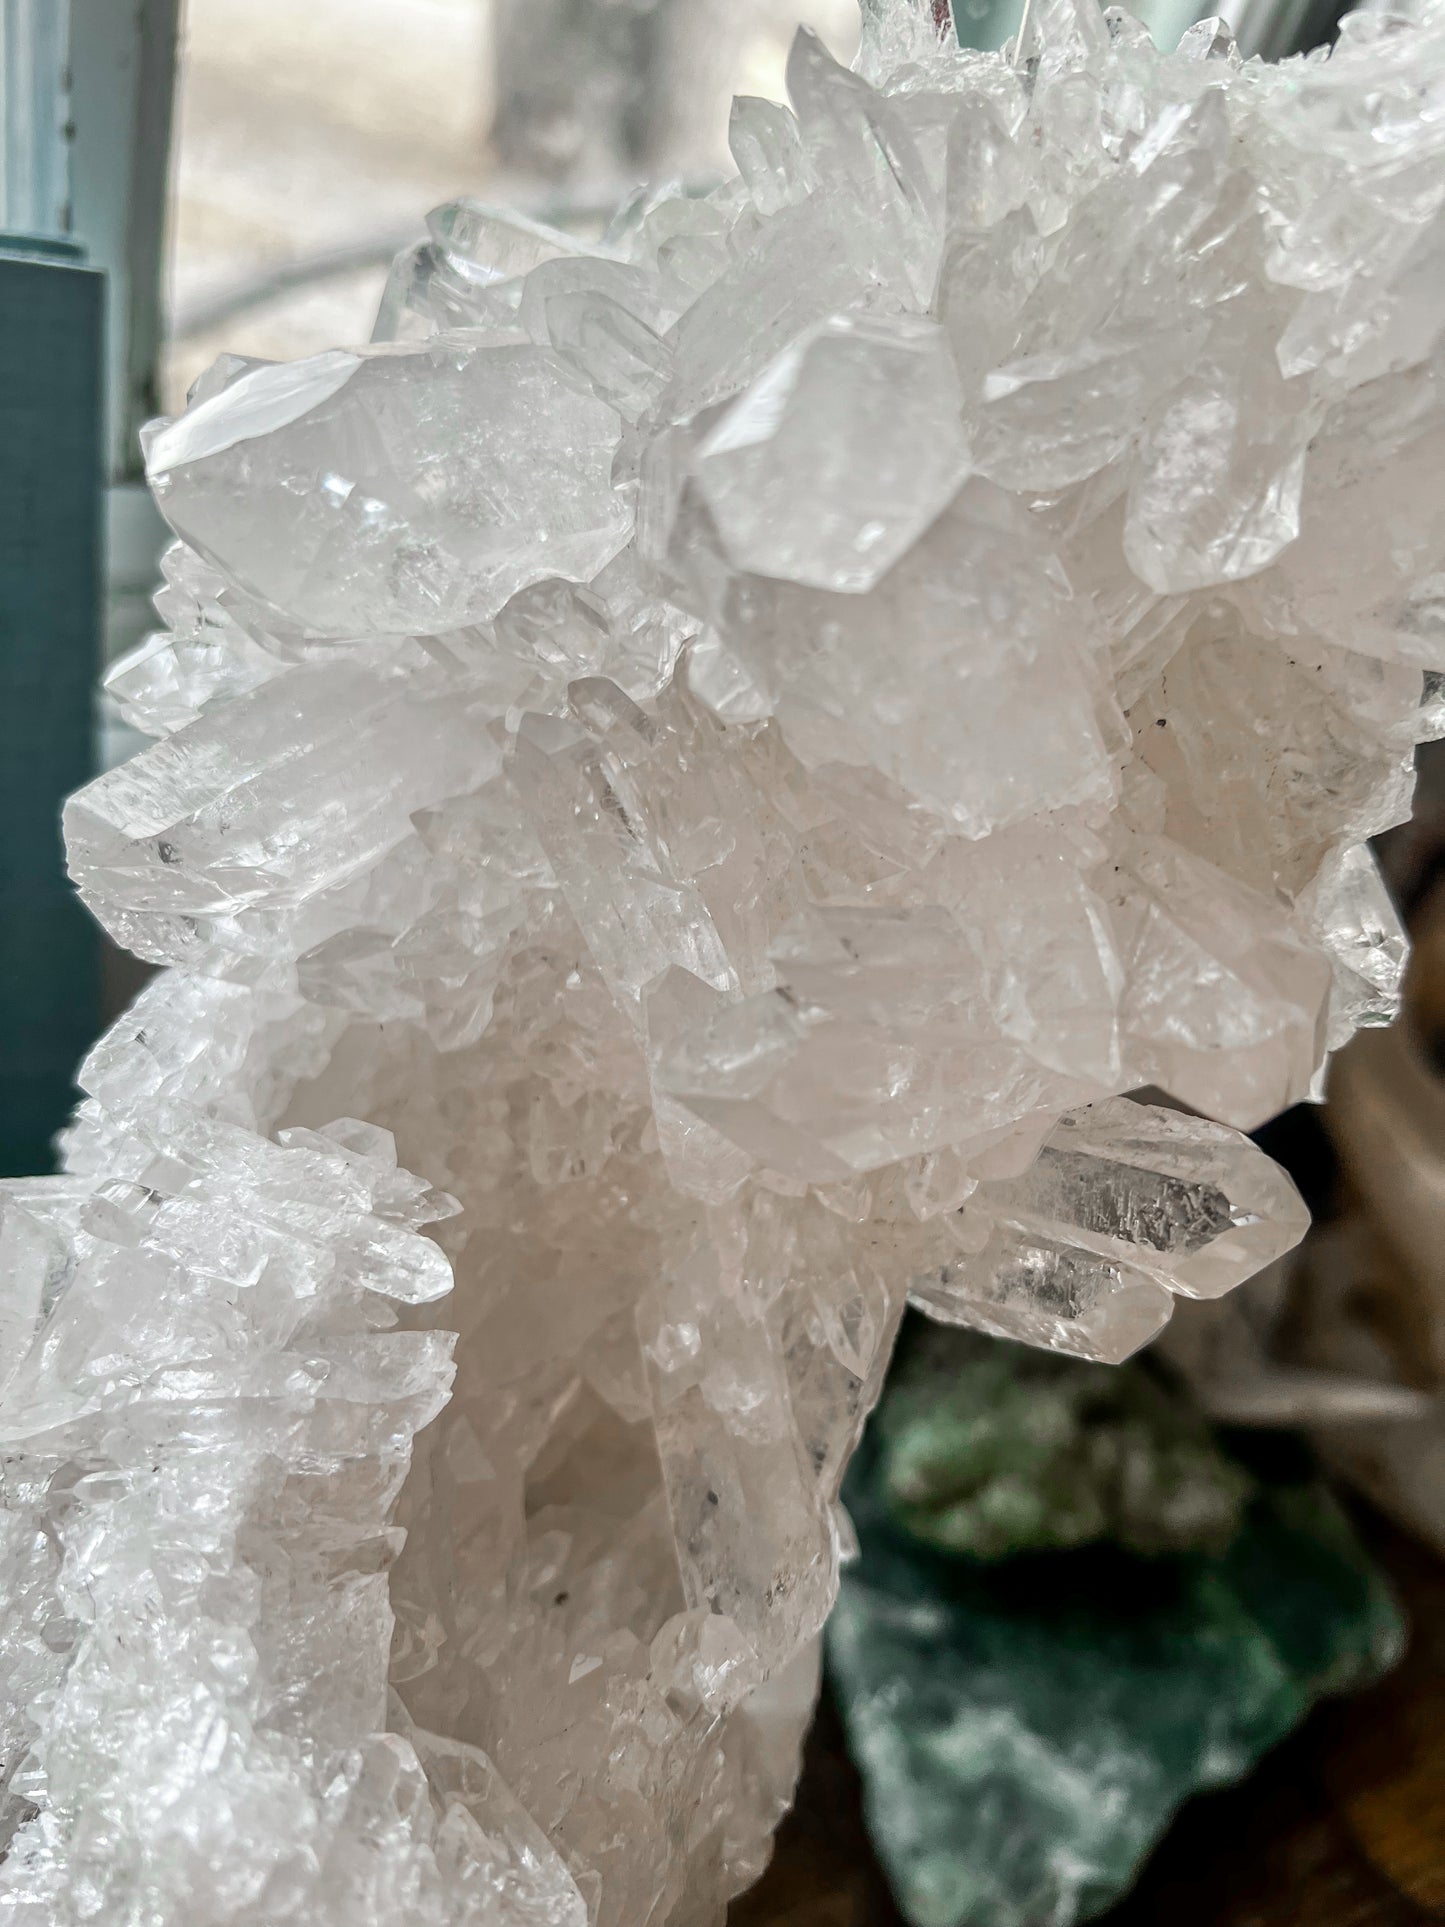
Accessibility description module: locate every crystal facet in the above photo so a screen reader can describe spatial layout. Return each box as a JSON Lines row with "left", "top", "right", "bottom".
{"left": 4, "top": 0, "right": 1445, "bottom": 1919}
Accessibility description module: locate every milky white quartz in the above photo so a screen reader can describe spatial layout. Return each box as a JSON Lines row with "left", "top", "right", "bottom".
{"left": 3, "top": 0, "right": 1444, "bottom": 1919}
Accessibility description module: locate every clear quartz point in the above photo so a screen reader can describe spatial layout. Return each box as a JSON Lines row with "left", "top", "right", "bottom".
{"left": 961, "top": 1097, "right": 1312, "bottom": 1304}
{"left": 913, "top": 1220, "right": 1179, "bottom": 1364}
{"left": 4, "top": 0, "right": 1445, "bottom": 1919}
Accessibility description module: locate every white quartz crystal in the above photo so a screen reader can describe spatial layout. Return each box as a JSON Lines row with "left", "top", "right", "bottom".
{"left": 5, "top": 0, "right": 1445, "bottom": 1918}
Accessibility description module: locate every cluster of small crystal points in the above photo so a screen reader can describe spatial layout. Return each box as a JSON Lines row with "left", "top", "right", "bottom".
{"left": 3, "top": 0, "right": 1444, "bottom": 1918}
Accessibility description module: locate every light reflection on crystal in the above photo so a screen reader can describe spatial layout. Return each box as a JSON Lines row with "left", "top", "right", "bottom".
{"left": 3, "top": 0, "right": 1444, "bottom": 1919}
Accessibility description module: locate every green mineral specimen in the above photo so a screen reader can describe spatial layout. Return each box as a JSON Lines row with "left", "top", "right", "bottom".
{"left": 829, "top": 1327, "right": 1404, "bottom": 1927}
{"left": 875, "top": 1327, "right": 1253, "bottom": 1561}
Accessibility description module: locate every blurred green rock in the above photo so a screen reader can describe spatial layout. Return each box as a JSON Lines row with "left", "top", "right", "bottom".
{"left": 828, "top": 1325, "right": 1404, "bottom": 1927}
{"left": 875, "top": 1327, "right": 1253, "bottom": 1561}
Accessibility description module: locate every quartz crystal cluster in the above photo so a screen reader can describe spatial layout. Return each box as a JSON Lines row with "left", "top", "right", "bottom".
{"left": 4, "top": 0, "right": 1445, "bottom": 1919}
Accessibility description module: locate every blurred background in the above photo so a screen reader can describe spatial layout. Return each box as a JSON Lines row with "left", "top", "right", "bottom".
{"left": 2, "top": 4, "right": 1441, "bottom": 1925}
{"left": 165, "top": 0, "right": 863, "bottom": 408}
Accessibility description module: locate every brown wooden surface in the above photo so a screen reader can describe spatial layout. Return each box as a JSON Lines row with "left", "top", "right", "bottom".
{"left": 734, "top": 1513, "right": 1445, "bottom": 1927}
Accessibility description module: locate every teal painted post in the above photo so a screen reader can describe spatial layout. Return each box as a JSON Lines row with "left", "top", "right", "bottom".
{"left": 0, "top": 248, "right": 103, "bottom": 1174}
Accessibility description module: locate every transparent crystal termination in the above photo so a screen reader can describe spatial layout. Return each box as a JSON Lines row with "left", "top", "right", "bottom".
{"left": 4, "top": 0, "right": 1444, "bottom": 1918}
